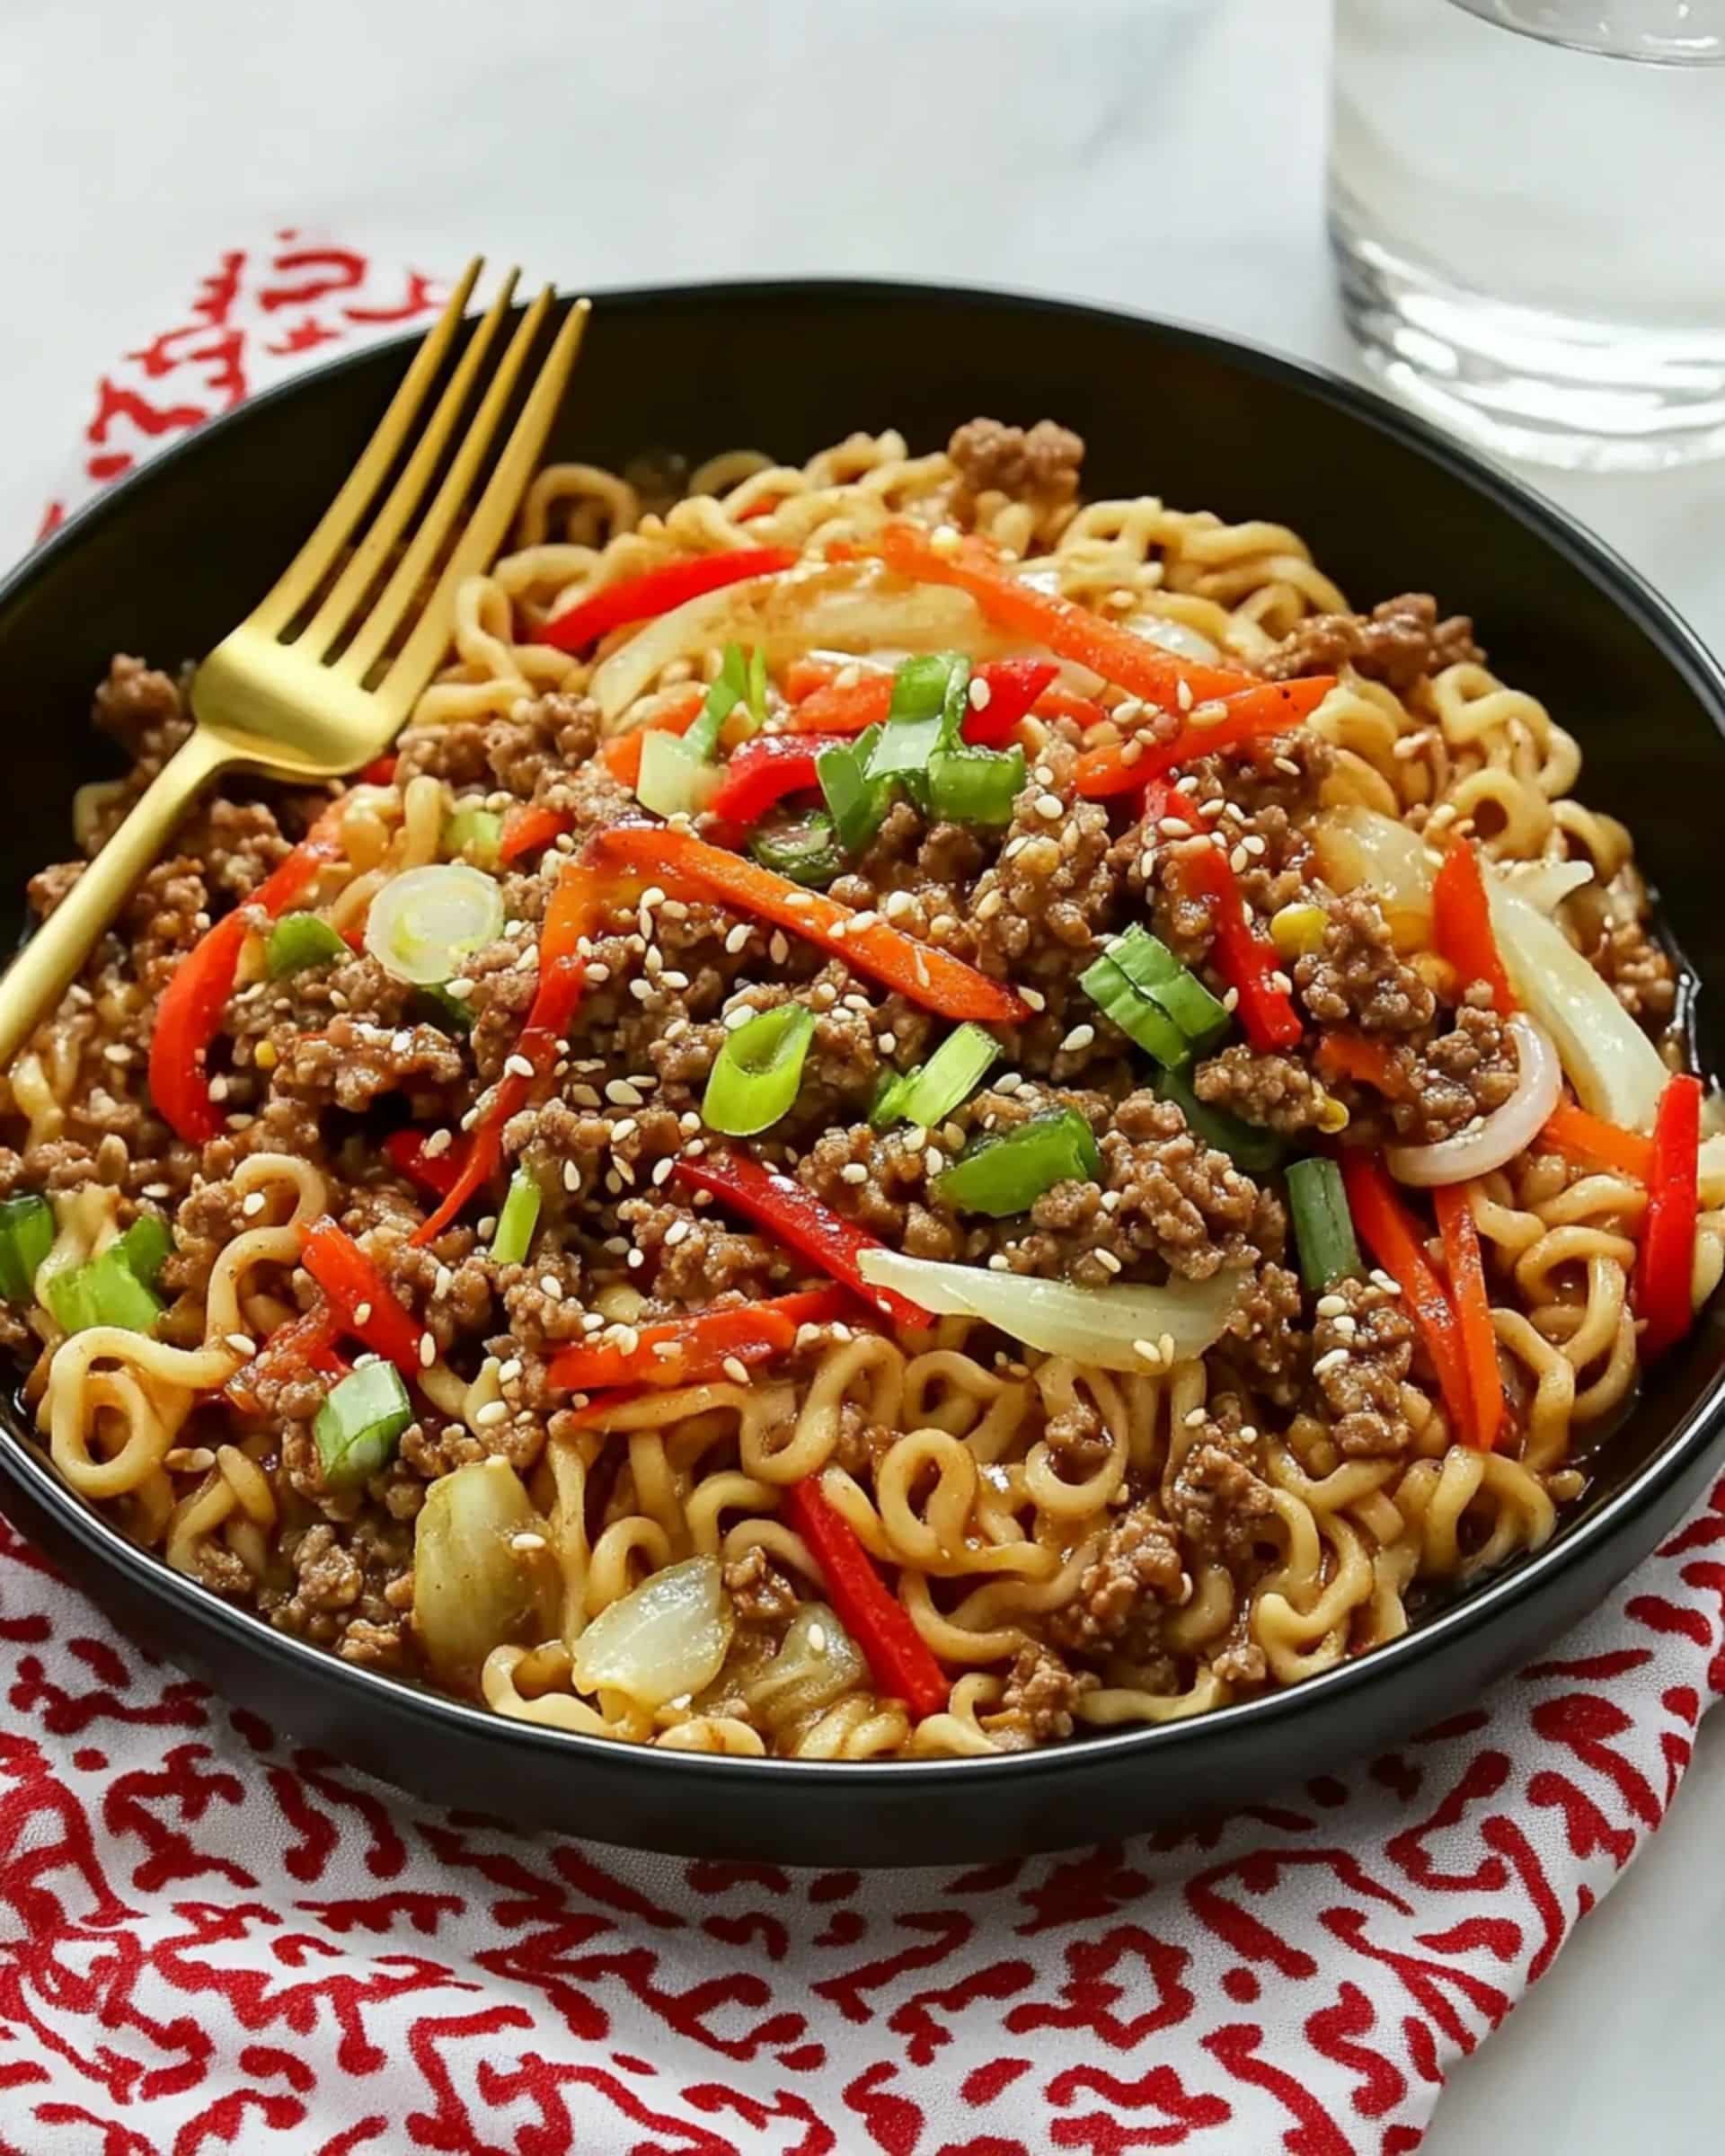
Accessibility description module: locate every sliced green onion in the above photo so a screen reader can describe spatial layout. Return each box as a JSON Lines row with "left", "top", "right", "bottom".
{"left": 0, "top": 1194, "right": 53, "bottom": 1304}
{"left": 46, "top": 1247, "right": 163, "bottom": 1338}
{"left": 266, "top": 912, "right": 348, "bottom": 980}
{"left": 114, "top": 1214, "right": 172, "bottom": 1290}
{"left": 872, "top": 1024, "right": 1000, "bottom": 1131}
{"left": 414, "top": 982, "right": 473, "bottom": 1033}
{"left": 1156, "top": 1066, "right": 1286, "bottom": 1174}
{"left": 925, "top": 745, "right": 1024, "bottom": 826}
{"left": 817, "top": 733, "right": 891, "bottom": 854}
{"left": 444, "top": 807, "right": 503, "bottom": 868}
{"left": 863, "top": 653, "right": 969, "bottom": 784}
{"left": 750, "top": 813, "right": 844, "bottom": 888}
{"left": 365, "top": 864, "right": 505, "bottom": 987}
{"left": 490, "top": 1169, "right": 544, "bottom": 1268}
{"left": 636, "top": 729, "right": 723, "bottom": 820}
{"left": 747, "top": 645, "right": 768, "bottom": 730}
{"left": 1107, "top": 925, "right": 1230, "bottom": 1049}
{"left": 314, "top": 1360, "right": 413, "bottom": 1489}
{"left": 1080, "top": 950, "right": 1190, "bottom": 1068}
{"left": 703, "top": 1003, "right": 817, "bottom": 1136}
{"left": 1287, "top": 1156, "right": 1363, "bottom": 1292}
{"left": 686, "top": 641, "right": 761, "bottom": 758}
{"left": 936, "top": 1109, "right": 1101, "bottom": 1217}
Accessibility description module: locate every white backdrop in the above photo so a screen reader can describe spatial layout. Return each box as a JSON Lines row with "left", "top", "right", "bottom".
{"left": 2, "top": 2, "right": 1722, "bottom": 2146}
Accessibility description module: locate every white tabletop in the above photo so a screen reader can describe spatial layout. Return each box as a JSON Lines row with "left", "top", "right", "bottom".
{"left": 3, "top": 2, "right": 1721, "bottom": 2145}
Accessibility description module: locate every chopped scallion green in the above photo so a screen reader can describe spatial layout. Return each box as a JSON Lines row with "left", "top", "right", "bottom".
{"left": 443, "top": 806, "right": 504, "bottom": 868}
{"left": 871, "top": 1024, "right": 1001, "bottom": 1131}
{"left": 635, "top": 729, "right": 723, "bottom": 820}
{"left": 490, "top": 1169, "right": 544, "bottom": 1268}
{"left": 1106, "top": 926, "right": 1230, "bottom": 1049}
{"left": 1287, "top": 1156, "right": 1363, "bottom": 1292}
{"left": 863, "top": 653, "right": 970, "bottom": 784}
{"left": 686, "top": 641, "right": 761, "bottom": 758}
{"left": 749, "top": 813, "right": 844, "bottom": 888}
{"left": 0, "top": 1194, "right": 53, "bottom": 1303}
{"left": 314, "top": 1360, "right": 413, "bottom": 1488}
{"left": 1156, "top": 1066, "right": 1286, "bottom": 1174}
{"left": 703, "top": 1003, "right": 817, "bottom": 1136}
{"left": 414, "top": 982, "right": 473, "bottom": 1033}
{"left": 817, "top": 734, "right": 891, "bottom": 854}
{"left": 114, "top": 1214, "right": 172, "bottom": 1290}
{"left": 935, "top": 1109, "right": 1101, "bottom": 1217}
{"left": 925, "top": 745, "right": 1024, "bottom": 826}
{"left": 266, "top": 912, "right": 349, "bottom": 980}
{"left": 1079, "top": 950, "right": 1190, "bottom": 1067}
{"left": 46, "top": 1247, "right": 163, "bottom": 1338}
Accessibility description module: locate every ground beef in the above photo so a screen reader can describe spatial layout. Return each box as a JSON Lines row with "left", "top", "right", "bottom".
{"left": 1195, "top": 1045, "right": 1334, "bottom": 1135}
{"left": 162, "top": 1179, "right": 248, "bottom": 1299}
{"left": 93, "top": 654, "right": 188, "bottom": 763}
{"left": 797, "top": 1122, "right": 962, "bottom": 1261}
{"left": 1100, "top": 1091, "right": 1282, "bottom": 1280}
{"left": 271, "top": 1014, "right": 465, "bottom": 1112}
{"left": 1392, "top": 985, "right": 1519, "bottom": 1144}
{"left": 1312, "top": 1277, "right": 1417, "bottom": 1458}
{"left": 1296, "top": 891, "right": 1437, "bottom": 1034}
{"left": 968, "top": 738, "right": 1125, "bottom": 1008}
{"left": 1587, "top": 910, "right": 1678, "bottom": 1029}
{"left": 1259, "top": 594, "right": 1483, "bottom": 693}
{"left": 615, "top": 1196, "right": 802, "bottom": 1303}
{"left": 723, "top": 1545, "right": 801, "bottom": 1623}
{"left": 947, "top": 418, "right": 1085, "bottom": 517}
{"left": 990, "top": 1641, "right": 1099, "bottom": 1745}
{"left": 1048, "top": 1504, "right": 1185, "bottom": 1656}
{"left": 1040, "top": 1388, "right": 1113, "bottom": 1478}
{"left": 1223, "top": 1261, "right": 1308, "bottom": 1407}
{"left": 1168, "top": 1402, "right": 1278, "bottom": 1566}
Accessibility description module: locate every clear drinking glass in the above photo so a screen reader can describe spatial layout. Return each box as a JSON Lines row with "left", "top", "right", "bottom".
{"left": 1329, "top": 0, "right": 1725, "bottom": 471}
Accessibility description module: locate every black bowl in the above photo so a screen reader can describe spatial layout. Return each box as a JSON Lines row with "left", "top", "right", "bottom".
{"left": 2, "top": 280, "right": 1721, "bottom": 1865}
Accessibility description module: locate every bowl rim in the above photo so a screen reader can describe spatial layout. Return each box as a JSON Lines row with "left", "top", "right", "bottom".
{"left": 4, "top": 270, "right": 1724, "bottom": 1798}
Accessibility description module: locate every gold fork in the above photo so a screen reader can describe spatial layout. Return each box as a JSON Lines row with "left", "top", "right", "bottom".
{"left": 0, "top": 259, "right": 590, "bottom": 1068}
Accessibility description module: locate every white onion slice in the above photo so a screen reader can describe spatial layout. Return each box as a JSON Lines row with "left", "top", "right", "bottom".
{"left": 1312, "top": 806, "right": 1439, "bottom": 941}
{"left": 1497, "top": 858, "right": 1595, "bottom": 914}
{"left": 856, "top": 1250, "right": 1240, "bottom": 1372}
{"left": 1486, "top": 879, "right": 1669, "bottom": 1132}
{"left": 569, "top": 1554, "right": 734, "bottom": 1710}
{"left": 365, "top": 863, "right": 505, "bottom": 986}
{"left": 1386, "top": 1013, "right": 1563, "bottom": 1187}
{"left": 1120, "top": 613, "right": 1222, "bottom": 665}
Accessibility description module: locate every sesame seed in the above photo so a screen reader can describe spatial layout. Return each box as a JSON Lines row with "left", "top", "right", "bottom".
{"left": 1221, "top": 986, "right": 1240, "bottom": 1013}
{"left": 208, "top": 1075, "right": 229, "bottom": 1101}
{"left": 510, "top": 1532, "right": 547, "bottom": 1552}
{"left": 241, "top": 1191, "right": 266, "bottom": 1218}
{"left": 165, "top": 1446, "right": 215, "bottom": 1473}
{"left": 808, "top": 1622, "right": 828, "bottom": 1654}
{"left": 611, "top": 1117, "right": 638, "bottom": 1143}
{"left": 1229, "top": 845, "right": 1252, "bottom": 873}
{"left": 1035, "top": 792, "right": 1064, "bottom": 822}
{"left": 1176, "top": 679, "right": 1194, "bottom": 712}
{"left": 1313, "top": 1347, "right": 1351, "bottom": 1375}
{"left": 606, "top": 1079, "right": 644, "bottom": 1107}
{"left": 1020, "top": 987, "right": 1046, "bottom": 1013}
{"left": 420, "top": 1332, "right": 437, "bottom": 1368}
{"left": 841, "top": 1162, "right": 870, "bottom": 1185}
{"left": 923, "top": 1146, "right": 943, "bottom": 1177}
{"left": 968, "top": 676, "right": 992, "bottom": 710}
{"left": 353, "top": 1302, "right": 372, "bottom": 1326}
{"left": 225, "top": 1333, "right": 255, "bottom": 1356}
{"left": 434, "top": 1265, "right": 454, "bottom": 1295}
{"left": 724, "top": 923, "right": 752, "bottom": 955}
{"left": 539, "top": 1274, "right": 562, "bottom": 1298}
{"left": 1332, "top": 1314, "right": 1359, "bottom": 1338}
{"left": 722, "top": 1355, "right": 750, "bottom": 1385}
{"left": 423, "top": 1128, "right": 454, "bottom": 1158}
{"left": 611, "top": 1324, "right": 641, "bottom": 1355}
{"left": 995, "top": 1071, "right": 1022, "bottom": 1093}
{"left": 1132, "top": 1338, "right": 1163, "bottom": 1366}
{"left": 141, "top": 1182, "right": 171, "bottom": 1199}
{"left": 629, "top": 979, "right": 654, "bottom": 1003}
{"left": 987, "top": 1252, "right": 1011, "bottom": 1271}
{"left": 475, "top": 1400, "right": 509, "bottom": 1427}
{"left": 769, "top": 932, "right": 790, "bottom": 964}
{"left": 1157, "top": 817, "right": 1190, "bottom": 838}
{"left": 477, "top": 1216, "right": 497, "bottom": 1238}
{"left": 1094, "top": 1250, "right": 1122, "bottom": 1275}
{"left": 1315, "top": 1293, "right": 1348, "bottom": 1318}
{"left": 584, "top": 963, "right": 611, "bottom": 985}
{"left": 664, "top": 1219, "right": 691, "bottom": 1247}
{"left": 1242, "top": 835, "right": 1268, "bottom": 858}
{"left": 1184, "top": 1407, "right": 1208, "bottom": 1427}
{"left": 627, "top": 1249, "right": 644, "bottom": 1268}
{"left": 1273, "top": 755, "right": 1302, "bottom": 777}
{"left": 930, "top": 524, "right": 961, "bottom": 556}
{"left": 102, "top": 1044, "right": 133, "bottom": 1065}
{"left": 505, "top": 1055, "right": 535, "bottom": 1081}
{"left": 1059, "top": 1023, "right": 1095, "bottom": 1055}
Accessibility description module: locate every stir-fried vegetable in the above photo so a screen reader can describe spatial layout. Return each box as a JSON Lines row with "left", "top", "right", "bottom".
{"left": 540, "top": 547, "right": 797, "bottom": 656}
{"left": 412, "top": 1458, "right": 562, "bottom": 1686}
{"left": 300, "top": 1217, "right": 429, "bottom": 1380}
{"left": 790, "top": 655, "right": 1058, "bottom": 744}
{"left": 590, "top": 826, "right": 1029, "bottom": 1023}
{"left": 569, "top": 1555, "right": 735, "bottom": 1710}
{"left": 1487, "top": 877, "right": 1670, "bottom": 1132}
{"left": 0, "top": 1193, "right": 53, "bottom": 1303}
{"left": 871, "top": 1023, "right": 1001, "bottom": 1130}
{"left": 672, "top": 1149, "right": 931, "bottom": 1328}
{"left": 1338, "top": 1153, "right": 1475, "bottom": 1445}
{"left": 46, "top": 1229, "right": 168, "bottom": 1339}
{"left": 1156, "top": 1065, "right": 1287, "bottom": 1174}
{"left": 314, "top": 1360, "right": 413, "bottom": 1488}
{"left": 703, "top": 1003, "right": 818, "bottom": 1135}
{"left": 1387, "top": 1013, "right": 1562, "bottom": 1188}
{"left": 150, "top": 801, "right": 346, "bottom": 1144}
{"left": 780, "top": 1477, "right": 949, "bottom": 1720}
{"left": 742, "top": 1600, "right": 866, "bottom": 1733}
{"left": 1311, "top": 805, "right": 1438, "bottom": 953}
{"left": 936, "top": 1109, "right": 1100, "bottom": 1216}
{"left": 1286, "top": 1157, "right": 1362, "bottom": 1292}
{"left": 1432, "top": 836, "right": 1515, "bottom": 1014}
{"left": 815, "top": 731, "right": 891, "bottom": 853}
{"left": 546, "top": 1286, "right": 849, "bottom": 1392}
{"left": 748, "top": 812, "right": 845, "bottom": 888}
{"left": 1072, "top": 676, "right": 1337, "bottom": 798}
{"left": 265, "top": 912, "right": 349, "bottom": 980}
{"left": 226, "top": 1301, "right": 344, "bottom": 1416}
{"left": 1082, "top": 923, "right": 1228, "bottom": 1067}
{"left": 443, "top": 806, "right": 504, "bottom": 869}
{"left": 924, "top": 744, "right": 1025, "bottom": 826}
{"left": 490, "top": 1168, "right": 544, "bottom": 1268}
{"left": 1433, "top": 1182, "right": 1504, "bottom": 1449}
{"left": 1636, "top": 1073, "right": 1703, "bottom": 1358}
{"left": 854, "top": 1247, "right": 1240, "bottom": 1372}
{"left": 364, "top": 863, "right": 505, "bottom": 988}
{"left": 635, "top": 728, "right": 724, "bottom": 819}
{"left": 1541, "top": 1098, "right": 1653, "bottom": 1181}
{"left": 706, "top": 735, "right": 832, "bottom": 829}
{"left": 1146, "top": 783, "right": 1301, "bottom": 1053}
{"left": 863, "top": 653, "right": 970, "bottom": 782}
{"left": 384, "top": 1128, "right": 469, "bottom": 1198}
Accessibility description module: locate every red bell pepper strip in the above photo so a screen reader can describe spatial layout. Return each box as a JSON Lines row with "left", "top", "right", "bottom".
{"left": 1315, "top": 1032, "right": 1407, "bottom": 1097}
{"left": 1340, "top": 1153, "right": 1475, "bottom": 1445}
{"left": 299, "top": 1218, "right": 430, "bottom": 1382}
{"left": 876, "top": 520, "right": 1274, "bottom": 709}
{"left": 383, "top": 1128, "right": 469, "bottom": 1199}
{"left": 787, "top": 657, "right": 1060, "bottom": 747}
{"left": 225, "top": 1299, "right": 344, "bottom": 1415}
{"left": 1432, "top": 1181, "right": 1504, "bottom": 1450}
{"left": 1635, "top": 1072, "right": 1703, "bottom": 1359}
{"left": 786, "top": 673, "right": 889, "bottom": 736}
{"left": 546, "top": 1286, "right": 851, "bottom": 1393}
{"left": 358, "top": 755, "right": 398, "bottom": 786}
{"left": 1540, "top": 1097, "right": 1654, "bottom": 1182}
{"left": 783, "top": 657, "right": 840, "bottom": 704}
{"left": 671, "top": 1150, "right": 932, "bottom": 1329}
{"left": 590, "top": 826, "right": 1029, "bottom": 1024}
{"left": 705, "top": 734, "right": 837, "bottom": 827}
{"left": 1432, "top": 837, "right": 1515, "bottom": 1016}
{"left": 1072, "top": 676, "right": 1336, "bottom": 799}
{"left": 411, "top": 861, "right": 603, "bottom": 1244}
{"left": 150, "top": 805, "right": 347, "bottom": 1145}
{"left": 1031, "top": 685, "right": 1109, "bottom": 731}
{"left": 781, "top": 1476, "right": 950, "bottom": 1720}
{"left": 539, "top": 547, "right": 797, "bottom": 655}
{"left": 1146, "top": 782, "right": 1300, "bottom": 1053}
{"left": 497, "top": 803, "right": 573, "bottom": 867}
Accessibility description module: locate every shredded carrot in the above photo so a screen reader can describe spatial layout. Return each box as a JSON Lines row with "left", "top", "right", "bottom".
{"left": 1433, "top": 1181, "right": 1504, "bottom": 1449}
{"left": 1315, "top": 1033, "right": 1408, "bottom": 1097}
{"left": 1540, "top": 1098, "right": 1654, "bottom": 1181}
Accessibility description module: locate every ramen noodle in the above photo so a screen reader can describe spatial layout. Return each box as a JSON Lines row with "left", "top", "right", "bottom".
{"left": 2, "top": 414, "right": 1716, "bottom": 1760}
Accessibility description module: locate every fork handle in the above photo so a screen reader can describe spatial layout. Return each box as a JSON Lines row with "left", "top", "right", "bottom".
{"left": 0, "top": 728, "right": 232, "bottom": 1071}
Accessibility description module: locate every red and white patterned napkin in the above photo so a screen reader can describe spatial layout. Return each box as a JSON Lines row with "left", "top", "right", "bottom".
{"left": 4, "top": 239, "right": 1723, "bottom": 2156}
